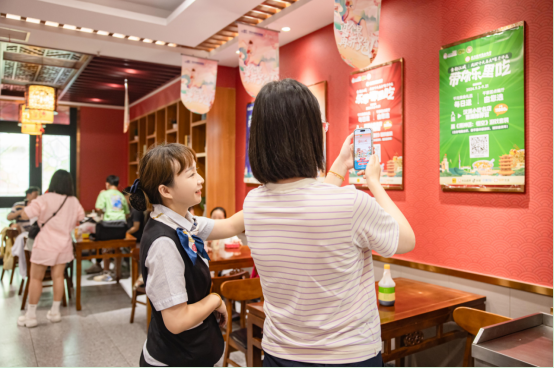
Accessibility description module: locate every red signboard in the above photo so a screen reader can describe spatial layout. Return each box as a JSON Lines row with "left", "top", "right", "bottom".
{"left": 349, "top": 58, "right": 404, "bottom": 190}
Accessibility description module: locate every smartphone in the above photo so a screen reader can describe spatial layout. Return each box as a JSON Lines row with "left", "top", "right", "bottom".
{"left": 353, "top": 128, "right": 373, "bottom": 171}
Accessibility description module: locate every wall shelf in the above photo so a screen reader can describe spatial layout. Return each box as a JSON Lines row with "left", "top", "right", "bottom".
{"left": 127, "top": 88, "right": 235, "bottom": 216}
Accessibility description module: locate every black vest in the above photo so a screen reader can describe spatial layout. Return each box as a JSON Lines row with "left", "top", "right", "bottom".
{"left": 140, "top": 219, "right": 224, "bottom": 366}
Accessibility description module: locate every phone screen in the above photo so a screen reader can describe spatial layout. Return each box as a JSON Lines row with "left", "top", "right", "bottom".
{"left": 354, "top": 129, "right": 373, "bottom": 170}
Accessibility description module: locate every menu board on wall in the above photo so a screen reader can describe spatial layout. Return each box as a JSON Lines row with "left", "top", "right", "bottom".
{"left": 349, "top": 59, "right": 404, "bottom": 190}
{"left": 244, "top": 103, "right": 260, "bottom": 184}
{"left": 439, "top": 22, "right": 525, "bottom": 192}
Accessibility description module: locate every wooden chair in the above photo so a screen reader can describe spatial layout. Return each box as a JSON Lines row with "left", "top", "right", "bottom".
{"left": 130, "top": 247, "right": 146, "bottom": 323}
{"left": 1, "top": 229, "right": 20, "bottom": 285}
{"left": 211, "top": 270, "right": 250, "bottom": 295}
{"left": 211, "top": 270, "right": 250, "bottom": 326}
{"left": 221, "top": 278, "right": 263, "bottom": 367}
{"left": 453, "top": 306, "right": 511, "bottom": 367}
{"left": 20, "top": 250, "right": 68, "bottom": 310}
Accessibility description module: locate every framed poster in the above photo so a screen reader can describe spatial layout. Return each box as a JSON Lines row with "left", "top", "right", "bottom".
{"left": 244, "top": 102, "right": 260, "bottom": 184}
{"left": 349, "top": 58, "right": 404, "bottom": 190}
{"left": 439, "top": 21, "right": 525, "bottom": 192}
{"left": 308, "top": 81, "right": 328, "bottom": 182}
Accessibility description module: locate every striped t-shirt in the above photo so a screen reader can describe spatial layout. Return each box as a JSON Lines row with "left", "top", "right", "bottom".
{"left": 244, "top": 178, "right": 399, "bottom": 364}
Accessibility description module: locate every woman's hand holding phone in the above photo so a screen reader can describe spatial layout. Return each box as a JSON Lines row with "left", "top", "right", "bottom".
{"left": 336, "top": 133, "right": 355, "bottom": 172}
{"left": 324, "top": 133, "right": 354, "bottom": 187}
{"left": 357, "top": 154, "right": 382, "bottom": 191}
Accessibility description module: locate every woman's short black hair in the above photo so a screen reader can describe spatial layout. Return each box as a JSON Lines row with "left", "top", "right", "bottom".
{"left": 249, "top": 79, "right": 324, "bottom": 184}
{"left": 48, "top": 170, "right": 75, "bottom": 196}
{"left": 210, "top": 207, "right": 227, "bottom": 218}
{"left": 106, "top": 175, "right": 120, "bottom": 187}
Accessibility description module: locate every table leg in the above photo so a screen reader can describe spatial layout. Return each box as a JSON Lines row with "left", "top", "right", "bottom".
{"left": 395, "top": 336, "right": 405, "bottom": 367}
{"left": 115, "top": 248, "right": 121, "bottom": 283}
{"left": 76, "top": 249, "right": 82, "bottom": 311}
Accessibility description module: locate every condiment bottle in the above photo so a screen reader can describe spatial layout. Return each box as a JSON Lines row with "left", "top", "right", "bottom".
{"left": 378, "top": 264, "right": 396, "bottom": 306}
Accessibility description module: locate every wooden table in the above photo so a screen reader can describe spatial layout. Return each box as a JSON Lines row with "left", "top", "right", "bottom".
{"left": 74, "top": 233, "right": 136, "bottom": 311}
{"left": 208, "top": 245, "right": 254, "bottom": 273}
{"left": 246, "top": 278, "right": 486, "bottom": 366}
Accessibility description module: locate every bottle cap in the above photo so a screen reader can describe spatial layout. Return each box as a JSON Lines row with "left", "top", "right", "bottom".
{"left": 384, "top": 264, "right": 390, "bottom": 269}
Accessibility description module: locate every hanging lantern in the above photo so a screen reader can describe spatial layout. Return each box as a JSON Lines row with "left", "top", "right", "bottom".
{"left": 19, "top": 105, "right": 45, "bottom": 135}
{"left": 25, "top": 85, "right": 57, "bottom": 112}
{"left": 20, "top": 104, "right": 54, "bottom": 124}
{"left": 21, "top": 122, "right": 43, "bottom": 135}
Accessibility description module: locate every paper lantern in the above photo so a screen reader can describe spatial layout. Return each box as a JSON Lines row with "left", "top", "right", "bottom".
{"left": 20, "top": 104, "right": 54, "bottom": 124}
{"left": 21, "top": 122, "right": 43, "bottom": 135}
{"left": 25, "top": 85, "right": 57, "bottom": 111}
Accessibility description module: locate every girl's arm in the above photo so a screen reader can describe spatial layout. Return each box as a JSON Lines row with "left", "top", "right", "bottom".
{"left": 207, "top": 211, "right": 244, "bottom": 241}
{"left": 161, "top": 294, "right": 228, "bottom": 334}
{"left": 325, "top": 133, "right": 353, "bottom": 186}
{"left": 127, "top": 221, "right": 140, "bottom": 235}
{"left": 361, "top": 154, "right": 416, "bottom": 254}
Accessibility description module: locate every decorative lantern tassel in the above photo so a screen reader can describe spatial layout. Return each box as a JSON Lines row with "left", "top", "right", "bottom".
{"left": 35, "top": 133, "right": 43, "bottom": 167}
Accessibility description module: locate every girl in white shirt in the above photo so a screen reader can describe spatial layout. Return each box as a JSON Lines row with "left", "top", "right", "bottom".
{"left": 127, "top": 143, "right": 244, "bottom": 367}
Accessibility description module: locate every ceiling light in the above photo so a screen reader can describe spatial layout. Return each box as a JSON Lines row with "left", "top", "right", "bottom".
{"left": 128, "top": 36, "right": 140, "bottom": 41}
{"left": 236, "top": 50, "right": 240, "bottom": 54}
{"left": 26, "top": 18, "right": 40, "bottom": 24}
{"left": 79, "top": 27, "right": 93, "bottom": 33}
{"left": 63, "top": 24, "right": 77, "bottom": 30}
{"left": 112, "top": 33, "right": 125, "bottom": 38}
{"left": 155, "top": 41, "right": 165, "bottom": 45}
{"left": 142, "top": 38, "right": 153, "bottom": 43}
{"left": 6, "top": 14, "right": 21, "bottom": 20}
{"left": 168, "top": 43, "right": 177, "bottom": 47}
{"left": 97, "top": 30, "right": 109, "bottom": 36}
{"left": 45, "top": 21, "right": 59, "bottom": 27}
{"left": 281, "top": 27, "right": 291, "bottom": 32}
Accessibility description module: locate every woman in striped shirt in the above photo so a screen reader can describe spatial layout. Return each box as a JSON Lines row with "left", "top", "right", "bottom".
{"left": 245, "top": 79, "right": 416, "bottom": 367}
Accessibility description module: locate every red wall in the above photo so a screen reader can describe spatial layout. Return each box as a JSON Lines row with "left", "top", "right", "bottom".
{"left": 234, "top": 0, "right": 553, "bottom": 286}
{"left": 79, "top": 107, "right": 127, "bottom": 210}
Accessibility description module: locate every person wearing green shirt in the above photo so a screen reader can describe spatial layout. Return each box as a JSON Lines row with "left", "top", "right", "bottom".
{"left": 95, "top": 175, "right": 129, "bottom": 221}
{"left": 87, "top": 175, "right": 130, "bottom": 280}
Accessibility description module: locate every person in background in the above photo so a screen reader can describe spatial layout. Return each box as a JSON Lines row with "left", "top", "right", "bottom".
{"left": 207, "top": 207, "right": 227, "bottom": 252}
{"left": 17, "top": 170, "right": 85, "bottom": 328}
{"left": 245, "top": 79, "right": 416, "bottom": 367}
{"left": 87, "top": 175, "right": 130, "bottom": 279}
{"left": 210, "top": 207, "right": 226, "bottom": 220}
{"left": 7, "top": 186, "right": 40, "bottom": 232}
{"left": 123, "top": 190, "right": 146, "bottom": 244}
{"left": 95, "top": 175, "right": 129, "bottom": 221}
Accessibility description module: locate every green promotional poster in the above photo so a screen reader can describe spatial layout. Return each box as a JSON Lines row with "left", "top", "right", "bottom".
{"left": 439, "top": 22, "right": 524, "bottom": 191}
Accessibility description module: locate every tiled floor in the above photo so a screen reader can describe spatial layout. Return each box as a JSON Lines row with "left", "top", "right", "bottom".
{"left": 0, "top": 261, "right": 246, "bottom": 367}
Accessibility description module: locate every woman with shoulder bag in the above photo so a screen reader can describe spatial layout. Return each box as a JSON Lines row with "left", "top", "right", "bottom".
{"left": 16, "top": 170, "right": 85, "bottom": 328}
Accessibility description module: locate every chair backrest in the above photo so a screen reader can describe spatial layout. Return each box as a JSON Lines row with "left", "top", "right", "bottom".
{"left": 211, "top": 270, "right": 249, "bottom": 295}
{"left": 131, "top": 248, "right": 140, "bottom": 286}
{"left": 453, "top": 306, "right": 511, "bottom": 336}
{"left": 220, "top": 277, "right": 263, "bottom": 302}
{"left": 4, "top": 229, "right": 20, "bottom": 242}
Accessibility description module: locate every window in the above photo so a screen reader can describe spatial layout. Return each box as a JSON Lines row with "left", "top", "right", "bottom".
{"left": 0, "top": 107, "right": 76, "bottom": 217}
{"left": 42, "top": 135, "right": 70, "bottom": 192}
{"left": 0, "top": 208, "right": 12, "bottom": 229}
{"left": 0, "top": 133, "right": 30, "bottom": 196}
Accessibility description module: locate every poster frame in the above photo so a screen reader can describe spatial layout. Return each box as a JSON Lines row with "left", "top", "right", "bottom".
{"left": 350, "top": 58, "right": 404, "bottom": 191}
{"left": 439, "top": 21, "right": 525, "bottom": 193}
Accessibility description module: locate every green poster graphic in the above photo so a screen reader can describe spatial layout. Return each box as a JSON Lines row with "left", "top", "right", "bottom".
{"left": 439, "top": 22, "right": 524, "bottom": 190}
